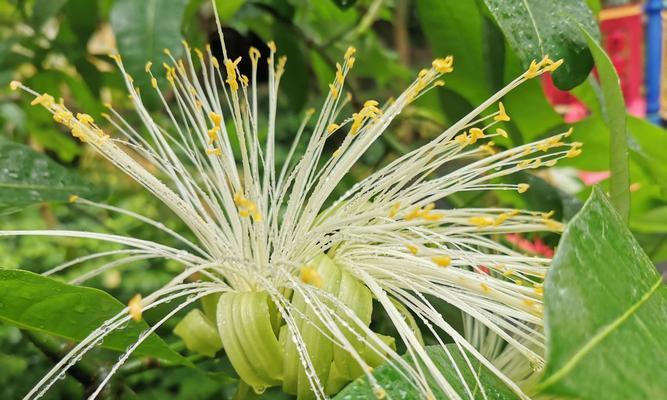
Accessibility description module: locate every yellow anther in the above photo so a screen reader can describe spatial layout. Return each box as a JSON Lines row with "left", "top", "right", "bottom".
{"left": 469, "top": 216, "right": 494, "bottom": 227}
{"left": 239, "top": 209, "right": 250, "bottom": 217}
{"left": 514, "top": 279, "right": 525, "bottom": 286}
{"left": 163, "top": 48, "right": 171, "bottom": 56}
{"left": 76, "top": 113, "right": 94, "bottom": 125}
{"left": 30, "top": 93, "right": 55, "bottom": 108}
{"left": 329, "top": 83, "right": 339, "bottom": 99}
{"left": 305, "top": 108, "right": 315, "bottom": 116}
{"left": 326, "top": 123, "right": 340, "bottom": 134}
{"left": 433, "top": 80, "right": 445, "bottom": 87}
{"left": 404, "top": 208, "right": 422, "bottom": 221}
{"left": 267, "top": 41, "right": 277, "bottom": 53}
{"left": 181, "top": 39, "right": 190, "bottom": 51}
{"left": 344, "top": 46, "right": 356, "bottom": 60}
{"left": 300, "top": 265, "right": 322, "bottom": 288}
{"left": 564, "top": 127, "right": 574, "bottom": 137}
{"left": 566, "top": 148, "right": 582, "bottom": 158}
{"left": 533, "top": 285, "right": 544, "bottom": 296}
{"left": 145, "top": 61, "right": 153, "bottom": 72}
{"left": 364, "top": 100, "right": 379, "bottom": 108}
{"left": 209, "top": 112, "right": 222, "bottom": 127}
{"left": 496, "top": 128, "right": 508, "bottom": 138}
{"left": 493, "top": 211, "right": 514, "bottom": 226}
{"left": 406, "top": 244, "right": 419, "bottom": 255}
{"left": 194, "top": 48, "right": 204, "bottom": 60}
{"left": 517, "top": 183, "right": 530, "bottom": 193}
{"left": 431, "top": 255, "right": 451, "bottom": 267}
{"left": 252, "top": 212, "right": 262, "bottom": 222}
{"left": 71, "top": 125, "right": 86, "bottom": 142}
{"left": 151, "top": 77, "right": 158, "bottom": 88}
{"left": 211, "top": 56, "right": 219, "bottom": 69}
{"left": 455, "top": 133, "right": 470, "bottom": 146}
{"left": 541, "top": 210, "right": 555, "bottom": 219}
{"left": 9, "top": 80, "right": 21, "bottom": 91}
{"left": 109, "top": 54, "right": 122, "bottom": 64}
{"left": 525, "top": 59, "right": 540, "bottom": 79}
{"left": 276, "top": 56, "right": 287, "bottom": 77}
{"left": 432, "top": 56, "right": 454, "bottom": 74}
{"left": 522, "top": 298, "right": 536, "bottom": 307}
{"left": 422, "top": 212, "right": 444, "bottom": 222}
{"left": 53, "top": 110, "right": 74, "bottom": 127}
{"left": 423, "top": 203, "right": 435, "bottom": 211}
{"left": 388, "top": 203, "right": 400, "bottom": 218}
{"left": 68, "top": 194, "right": 79, "bottom": 203}
{"left": 480, "top": 141, "right": 496, "bottom": 155}
{"left": 545, "top": 159, "right": 557, "bottom": 167}
{"left": 373, "top": 386, "right": 386, "bottom": 399}
{"left": 240, "top": 74, "right": 249, "bottom": 87}
{"left": 332, "top": 148, "right": 342, "bottom": 158}
{"left": 494, "top": 102, "right": 510, "bottom": 122}
{"left": 545, "top": 58, "right": 564, "bottom": 72}
{"left": 469, "top": 127, "right": 485, "bottom": 143}
{"left": 544, "top": 219, "right": 564, "bottom": 231}
{"left": 128, "top": 294, "right": 142, "bottom": 321}
{"left": 207, "top": 127, "right": 220, "bottom": 144}
{"left": 418, "top": 68, "right": 429, "bottom": 79}
{"left": 480, "top": 283, "right": 491, "bottom": 293}
{"left": 206, "top": 148, "right": 222, "bottom": 156}
{"left": 249, "top": 47, "right": 261, "bottom": 63}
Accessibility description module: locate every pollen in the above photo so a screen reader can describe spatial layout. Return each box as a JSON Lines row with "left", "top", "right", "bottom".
{"left": 128, "top": 294, "right": 142, "bottom": 321}
{"left": 207, "top": 127, "right": 219, "bottom": 144}
{"left": 30, "top": 93, "right": 55, "bottom": 108}
{"left": 344, "top": 46, "right": 356, "bottom": 60}
{"left": 469, "top": 127, "right": 485, "bottom": 143}
{"left": 300, "top": 266, "right": 323, "bottom": 288}
{"left": 496, "top": 128, "right": 508, "bottom": 138}
{"left": 566, "top": 147, "right": 582, "bottom": 158}
{"left": 76, "top": 113, "right": 94, "bottom": 125}
{"left": 326, "top": 123, "right": 340, "bottom": 134}
{"left": 517, "top": 183, "right": 530, "bottom": 193}
{"left": 494, "top": 102, "right": 510, "bottom": 122}
{"left": 432, "top": 56, "right": 454, "bottom": 74}
{"left": 533, "top": 284, "right": 544, "bottom": 296}
{"left": 431, "top": 255, "right": 451, "bottom": 267}
{"left": 405, "top": 244, "right": 419, "bottom": 255}
{"left": 388, "top": 202, "right": 400, "bottom": 218}
{"left": 469, "top": 216, "right": 494, "bottom": 227}
{"left": 206, "top": 148, "right": 222, "bottom": 156}
{"left": 209, "top": 112, "right": 222, "bottom": 127}
{"left": 525, "top": 59, "right": 540, "bottom": 79}
{"left": 144, "top": 61, "right": 152, "bottom": 72}
{"left": 68, "top": 194, "right": 79, "bottom": 203}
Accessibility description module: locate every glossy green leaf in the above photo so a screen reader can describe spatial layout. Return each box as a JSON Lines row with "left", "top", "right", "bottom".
{"left": 0, "top": 140, "right": 103, "bottom": 210}
{"left": 482, "top": 0, "right": 599, "bottom": 90}
{"left": 539, "top": 188, "right": 667, "bottom": 399}
{"left": 582, "top": 29, "right": 630, "bottom": 222}
{"left": 417, "top": 0, "right": 489, "bottom": 105}
{"left": 110, "top": 0, "right": 189, "bottom": 94}
{"left": 214, "top": 0, "right": 245, "bottom": 21}
{"left": 0, "top": 269, "right": 189, "bottom": 365}
{"left": 334, "top": 345, "right": 519, "bottom": 399}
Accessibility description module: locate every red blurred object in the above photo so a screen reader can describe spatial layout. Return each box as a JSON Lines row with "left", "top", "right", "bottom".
{"left": 505, "top": 234, "right": 554, "bottom": 258}
{"left": 542, "top": 4, "right": 646, "bottom": 121}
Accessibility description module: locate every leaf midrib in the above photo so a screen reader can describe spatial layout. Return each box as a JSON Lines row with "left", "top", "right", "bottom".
{"left": 539, "top": 276, "right": 664, "bottom": 389}
{"left": 521, "top": 0, "right": 545, "bottom": 56}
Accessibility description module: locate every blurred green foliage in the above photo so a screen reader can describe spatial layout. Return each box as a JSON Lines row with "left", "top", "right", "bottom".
{"left": 0, "top": 0, "right": 666, "bottom": 398}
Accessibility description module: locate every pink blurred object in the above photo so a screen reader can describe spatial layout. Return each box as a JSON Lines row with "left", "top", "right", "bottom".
{"left": 541, "top": 4, "right": 646, "bottom": 121}
{"left": 505, "top": 234, "right": 555, "bottom": 258}
{"left": 578, "top": 170, "right": 611, "bottom": 185}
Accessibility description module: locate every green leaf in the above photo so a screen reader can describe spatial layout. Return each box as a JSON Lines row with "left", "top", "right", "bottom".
{"left": 417, "top": 0, "right": 489, "bottom": 105}
{"left": 538, "top": 188, "right": 667, "bottom": 399}
{"left": 0, "top": 269, "right": 189, "bottom": 365}
{"left": 32, "top": 0, "right": 69, "bottom": 28}
{"left": 0, "top": 140, "right": 103, "bottom": 210}
{"left": 334, "top": 345, "right": 519, "bottom": 399}
{"left": 110, "top": 0, "right": 189, "bottom": 96}
{"left": 214, "top": 0, "right": 245, "bottom": 21}
{"left": 331, "top": 0, "right": 357, "bottom": 9}
{"left": 482, "top": 0, "right": 599, "bottom": 90}
{"left": 582, "top": 29, "right": 630, "bottom": 222}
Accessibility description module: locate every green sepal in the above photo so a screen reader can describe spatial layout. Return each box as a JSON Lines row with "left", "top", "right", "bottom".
{"left": 217, "top": 291, "right": 284, "bottom": 393}
{"left": 173, "top": 309, "right": 223, "bottom": 357}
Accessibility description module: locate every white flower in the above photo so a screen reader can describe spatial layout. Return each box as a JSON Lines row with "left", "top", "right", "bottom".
{"left": 5, "top": 5, "right": 581, "bottom": 399}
